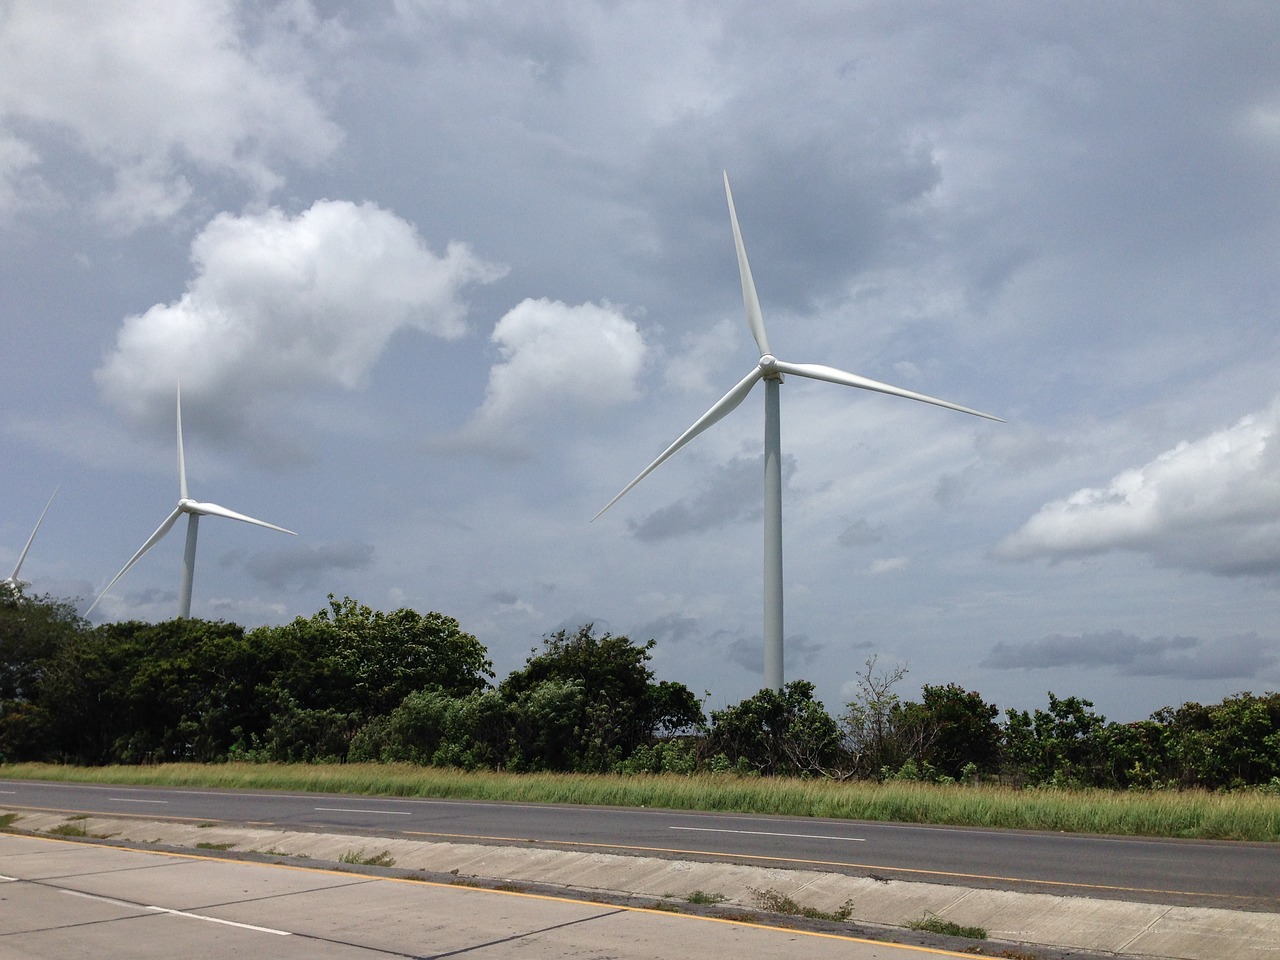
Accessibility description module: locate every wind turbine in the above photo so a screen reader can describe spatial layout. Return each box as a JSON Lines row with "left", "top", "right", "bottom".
{"left": 88, "top": 385, "right": 295, "bottom": 619}
{"left": 3, "top": 486, "right": 58, "bottom": 592}
{"left": 595, "top": 172, "right": 1003, "bottom": 692}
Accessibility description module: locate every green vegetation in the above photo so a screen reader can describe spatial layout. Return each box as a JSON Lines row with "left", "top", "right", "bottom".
{"left": 195, "top": 841, "right": 235, "bottom": 850}
{"left": 685, "top": 890, "right": 727, "bottom": 905}
{"left": 3, "top": 589, "right": 1280, "bottom": 840}
{"left": 906, "top": 913, "right": 988, "bottom": 940}
{"left": 0, "top": 813, "right": 19, "bottom": 830}
{"left": 751, "top": 887, "right": 854, "bottom": 922}
{"left": 338, "top": 848, "right": 396, "bottom": 867}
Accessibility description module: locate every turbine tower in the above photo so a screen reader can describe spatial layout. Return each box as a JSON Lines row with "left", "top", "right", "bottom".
{"left": 3, "top": 487, "right": 58, "bottom": 591}
{"left": 595, "top": 172, "right": 1002, "bottom": 692}
{"left": 88, "top": 385, "right": 295, "bottom": 619}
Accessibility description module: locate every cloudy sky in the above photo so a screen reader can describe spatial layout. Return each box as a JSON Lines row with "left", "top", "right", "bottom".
{"left": 4, "top": 1, "right": 1278, "bottom": 722}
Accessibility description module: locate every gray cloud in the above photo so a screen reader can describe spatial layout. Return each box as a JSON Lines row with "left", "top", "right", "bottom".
{"left": 726, "top": 631, "right": 824, "bottom": 677}
{"left": 983, "top": 630, "right": 1276, "bottom": 681}
{"left": 837, "top": 519, "right": 884, "bottom": 548}
{"left": 241, "top": 540, "right": 374, "bottom": 591}
{"left": 121, "top": 586, "right": 177, "bottom": 608}
{"left": 635, "top": 612, "right": 701, "bottom": 645}
{"left": 627, "top": 453, "right": 796, "bottom": 541}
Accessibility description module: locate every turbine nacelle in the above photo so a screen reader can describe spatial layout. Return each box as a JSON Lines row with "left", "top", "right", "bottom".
{"left": 758, "top": 354, "right": 784, "bottom": 381}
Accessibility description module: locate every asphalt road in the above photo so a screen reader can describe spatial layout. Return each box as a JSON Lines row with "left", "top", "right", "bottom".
{"left": 3, "top": 778, "right": 1276, "bottom": 910}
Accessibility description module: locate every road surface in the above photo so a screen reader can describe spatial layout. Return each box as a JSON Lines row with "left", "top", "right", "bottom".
{"left": 3, "top": 778, "right": 1276, "bottom": 910}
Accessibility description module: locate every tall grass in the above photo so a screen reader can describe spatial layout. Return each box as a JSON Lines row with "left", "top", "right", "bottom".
{"left": 3, "top": 762, "right": 1277, "bottom": 841}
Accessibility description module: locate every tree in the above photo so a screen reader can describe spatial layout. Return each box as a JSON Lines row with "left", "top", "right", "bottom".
{"left": 708, "top": 680, "right": 841, "bottom": 777}
{"left": 102, "top": 618, "right": 266, "bottom": 763}
{"left": 349, "top": 688, "right": 512, "bottom": 770}
{"left": 840, "top": 657, "right": 912, "bottom": 778}
{"left": 1002, "top": 693, "right": 1109, "bottom": 786}
{"left": 901, "top": 684, "right": 1002, "bottom": 780}
{"left": 29, "top": 622, "right": 148, "bottom": 764}
{"left": 27, "top": 617, "right": 269, "bottom": 764}
{"left": 498, "top": 624, "right": 703, "bottom": 772}
{"left": 0, "top": 589, "right": 87, "bottom": 761}
{"left": 1161, "top": 693, "right": 1280, "bottom": 789}
{"left": 254, "top": 596, "right": 494, "bottom": 719}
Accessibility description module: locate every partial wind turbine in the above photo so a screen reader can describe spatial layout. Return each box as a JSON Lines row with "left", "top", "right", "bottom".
{"left": 3, "top": 486, "right": 58, "bottom": 591}
{"left": 595, "top": 172, "right": 1002, "bottom": 692}
{"left": 88, "top": 385, "right": 295, "bottom": 619}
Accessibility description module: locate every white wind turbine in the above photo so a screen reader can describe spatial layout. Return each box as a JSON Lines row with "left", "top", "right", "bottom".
{"left": 88, "top": 385, "right": 295, "bottom": 619}
{"left": 595, "top": 172, "right": 1002, "bottom": 692}
{"left": 4, "top": 487, "right": 59, "bottom": 592}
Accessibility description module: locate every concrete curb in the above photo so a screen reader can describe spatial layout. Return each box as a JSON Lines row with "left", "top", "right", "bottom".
{"left": 5, "top": 808, "right": 1278, "bottom": 960}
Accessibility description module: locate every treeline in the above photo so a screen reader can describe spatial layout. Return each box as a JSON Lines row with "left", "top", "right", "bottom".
{"left": 2, "top": 588, "right": 1278, "bottom": 791}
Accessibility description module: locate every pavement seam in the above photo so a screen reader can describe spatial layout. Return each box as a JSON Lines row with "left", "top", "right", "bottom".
{"left": 1114, "top": 907, "right": 1175, "bottom": 955}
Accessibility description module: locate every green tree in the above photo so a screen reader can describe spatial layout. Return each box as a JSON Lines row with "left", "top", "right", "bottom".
{"left": 28, "top": 618, "right": 271, "bottom": 764}
{"left": 902, "top": 684, "right": 1002, "bottom": 780}
{"left": 254, "top": 596, "right": 493, "bottom": 719}
{"left": 349, "top": 688, "right": 512, "bottom": 770}
{"left": 1102, "top": 718, "right": 1171, "bottom": 788}
{"left": 0, "top": 588, "right": 87, "bottom": 761}
{"left": 1161, "top": 693, "right": 1280, "bottom": 788}
{"left": 1002, "top": 693, "right": 1109, "bottom": 786}
{"left": 708, "top": 680, "right": 841, "bottom": 777}
{"left": 103, "top": 618, "right": 268, "bottom": 763}
{"left": 498, "top": 624, "right": 703, "bottom": 772}
{"left": 29, "top": 622, "right": 148, "bottom": 764}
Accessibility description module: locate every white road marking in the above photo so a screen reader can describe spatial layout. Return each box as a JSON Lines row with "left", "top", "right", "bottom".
{"left": 62, "top": 890, "right": 291, "bottom": 935}
{"left": 108, "top": 798, "right": 168, "bottom": 803}
{"left": 1, "top": 875, "right": 17, "bottom": 882}
{"left": 670, "top": 826, "right": 866, "bottom": 842}
{"left": 63, "top": 890, "right": 138, "bottom": 909}
{"left": 146, "top": 905, "right": 291, "bottom": 935}
{"left": 315, "top": 807, "right": 412, "bottom": 816}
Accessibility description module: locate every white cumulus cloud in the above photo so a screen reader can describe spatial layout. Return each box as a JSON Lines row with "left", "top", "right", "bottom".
{"left": 997, "top": 397, "right": 1280, "bottom": 577}
{"left": 449, "top": 298, "right": 648, "bottom": 452}
{"left": 0, "top": 0, "right": 342, "bottom": 229}
{"left": 96, "top": 199, "right": 506, "bottom": 428}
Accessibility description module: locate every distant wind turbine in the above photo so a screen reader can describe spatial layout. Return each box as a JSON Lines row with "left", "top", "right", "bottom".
{"left": 88, "top": 385, "right": 295, "bottom": 619}
{"left": 595, "top": 172, "right": 1003, "bottom": 692}
{"left": 3, "top": 486, "right": 59, "bottom": 591}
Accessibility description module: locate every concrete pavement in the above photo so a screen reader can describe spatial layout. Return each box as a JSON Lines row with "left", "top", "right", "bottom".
{"left": 2, "top": 832, "right": 994, "bottom": 960}
{"left": 3, "top": 807, "right": 1279, "bottom": 959}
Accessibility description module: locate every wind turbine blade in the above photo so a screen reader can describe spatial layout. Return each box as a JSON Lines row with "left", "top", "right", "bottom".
{"left": 724, "top": 172, "right": 770, "bottom": 357}
{"left": 176, "top": 381, "right": 188, "bottom": 501}
{"left": 772, "top": 359, "right": 1004, "bottom": 422}
{"left": 188, "top": 500, "right": 296, "bottom": 535}
{"left": 86, "top": 506, "right": 183, "bottom": 615}
{"left": 593, "top": 367, "right": 763, "bottom": 521}
{"left": 9, "top": 485, "right": 58, "bottom": 582}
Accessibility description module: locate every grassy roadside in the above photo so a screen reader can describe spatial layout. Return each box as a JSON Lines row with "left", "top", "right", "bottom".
{"left": 3, "top": 761, "right": 1277, "bottom": 842}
